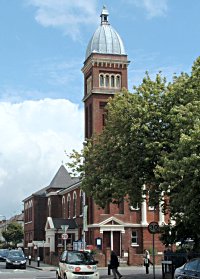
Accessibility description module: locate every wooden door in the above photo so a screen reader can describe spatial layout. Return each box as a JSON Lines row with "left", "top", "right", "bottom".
{"left": 113, "top": 231, "right": 120, "bottom": 256}
{"left": 103, "top": 231, "right": 111, "bottom": 252}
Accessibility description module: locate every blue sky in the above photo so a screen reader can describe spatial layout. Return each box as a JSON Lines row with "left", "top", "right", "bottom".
{"left": 0, "top": 0, "right": 200, "bottom": 218}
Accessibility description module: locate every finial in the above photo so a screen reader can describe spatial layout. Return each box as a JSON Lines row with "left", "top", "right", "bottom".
{"left": 100, "top": 5, "right": 109, "bottom": 25}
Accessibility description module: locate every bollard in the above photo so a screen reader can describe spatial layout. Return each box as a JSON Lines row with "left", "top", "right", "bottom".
{"left": 28, "top": 255, "right": 31, "bottom": 265}
{"left": 37, "top": 256, "right": 40, "bottom": 267}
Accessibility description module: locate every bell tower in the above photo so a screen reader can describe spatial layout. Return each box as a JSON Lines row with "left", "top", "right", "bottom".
{"left": 82, "top": 6, "right": 129, "bottom": 139}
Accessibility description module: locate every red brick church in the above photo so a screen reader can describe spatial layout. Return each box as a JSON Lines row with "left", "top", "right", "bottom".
{"left": 23, "top": 6, "right": 168, "bottom": 266}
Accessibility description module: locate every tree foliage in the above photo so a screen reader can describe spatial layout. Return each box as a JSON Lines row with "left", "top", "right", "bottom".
{"left": 2, "top": 222, "right": 24, "bottom": 246}
{"left": 68, "top": 57, "right": 200, "bottom": 247}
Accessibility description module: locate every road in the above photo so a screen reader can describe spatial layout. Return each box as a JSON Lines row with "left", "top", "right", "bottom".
{"left": 0, "top": 262, "right": 55, "bottom": 279}
{"left": 0, "top": 261, "right": 163, "bottom": 279}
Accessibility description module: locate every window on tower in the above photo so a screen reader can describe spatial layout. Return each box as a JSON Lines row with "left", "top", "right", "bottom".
{"left": 111, "top": 75, "right": 115, "bottom": 87}
{"left": 86, "top": 76, "right": 92, "bottom": 95}
{"left": 100, "top": 74, "right": 104, "bottom": 87}
{"left": 116, "top": 75, "right": 121, "bottom": 88}
{"left": 105, "top": 75, "right": 109, "bottom": 87}
{"left": 99, "top": 73, "right": 121, "bottom": 89}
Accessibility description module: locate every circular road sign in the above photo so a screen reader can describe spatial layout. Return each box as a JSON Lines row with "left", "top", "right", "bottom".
{"left": 62, "top": 233, "right": 68, "bottom": 240}
{"left": 148, "top": 221, "right": 159, "bottom": 234}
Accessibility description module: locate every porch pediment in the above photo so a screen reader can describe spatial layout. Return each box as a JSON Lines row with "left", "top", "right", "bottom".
{"left": 99, "top": 216, "right": 125, "bottom": 226}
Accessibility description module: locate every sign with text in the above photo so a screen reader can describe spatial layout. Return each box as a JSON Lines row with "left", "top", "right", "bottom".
{"left": 148, "top": 221, "right": 159, "bottom": 234}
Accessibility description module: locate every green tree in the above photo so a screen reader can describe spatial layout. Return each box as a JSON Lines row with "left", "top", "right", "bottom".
{"left": 69, "top": 72, "right": 168, "bottom": 207}
{"left": 156, "top": 57, "right": 200, "bottom": 250}
{"left": 68, "top": 57, "right": 200, "bottom": 248}
{"left": 2, "top": 222, "right": 24, "bottom": 246}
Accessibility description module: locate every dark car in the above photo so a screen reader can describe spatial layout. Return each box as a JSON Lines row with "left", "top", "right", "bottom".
{"left": 6, "top": 250, "right": 26, "bottom": 269}
{"left": 0, "top": 249, "right": 9, "bottom": 262}
{"left": 174, "top": 258, "right": 200, "bottom": 279}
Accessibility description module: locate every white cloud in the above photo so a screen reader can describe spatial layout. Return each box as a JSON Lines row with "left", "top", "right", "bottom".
{"left": 26, "top": 0, "right": 98, "bottom": 40}
{"left": 128, "top": 0, "right": 168, "bottom": 18}
{"left": 0, "top": 98, "right": 84, "bottom": 218}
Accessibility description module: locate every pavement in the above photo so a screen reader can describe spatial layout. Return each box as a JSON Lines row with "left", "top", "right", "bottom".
{"left": 27, "top": 261, "right": 164, "bottom": 279}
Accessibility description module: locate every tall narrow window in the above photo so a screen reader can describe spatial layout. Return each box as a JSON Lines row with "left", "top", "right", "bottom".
{"left": 80, "top": 190, "right": 83, "bottom": 216}
{"left": 89, "top": 104, "right": 93, "bottom": 138}
{"left": 67, "top": 194, "right": 71, "bottom": 218}
{"left": 48, "top": 198, "right": 51, "bottom": 217}
{"left": 100, "top": 74, "right": 104, "bottom": 87}
{"left": 85, "top": 106, "right": 88, "bottom": 139}
{"left": 104, "top": 202, "right": 110, "bottom": 214}
{"left": 111, "top": 75, "right": 115, "bottom": 87}
{"left": 105, "top": 75, "right": 109, "bottom": 87}
{"left": 62, "top": 196, "right": 66, "bottom": 218}
{"left": 116, "top": 75, "right": 121, "bottom": 88}
{"left": 73, "top": 192, "right": 77, "bottom": 217}
{"left": 29, "top": 200, "right": 33, "bottom": 221}
{"left": 118, "top": 199, "right": 124, "bottom": 214}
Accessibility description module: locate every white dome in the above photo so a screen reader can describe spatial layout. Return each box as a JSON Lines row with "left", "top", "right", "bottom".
{"left": 85, "top": 6, "right": 126, "bottom": 60}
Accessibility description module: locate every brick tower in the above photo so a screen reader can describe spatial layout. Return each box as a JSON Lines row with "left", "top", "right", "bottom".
{"left": 82, "top": 6, "right": 129, "bottom": 139}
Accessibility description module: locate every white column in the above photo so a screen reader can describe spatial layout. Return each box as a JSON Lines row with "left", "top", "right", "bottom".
{"left": 141, "top": 185, "right": 148, "bottom": 225}
{"left": 111, "top": 231, "right": 113, "bottom": 251}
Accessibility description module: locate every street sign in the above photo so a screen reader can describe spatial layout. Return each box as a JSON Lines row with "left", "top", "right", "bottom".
{"left": 148, "top": 221, "right": 159, "bottom": 234}
{"left": 62, "top": 233, "right": 68, "bottom": 240}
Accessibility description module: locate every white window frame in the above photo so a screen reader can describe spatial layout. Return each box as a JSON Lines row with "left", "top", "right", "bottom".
{"left": 131, "top": 231, "right": 138, "bottom": 246}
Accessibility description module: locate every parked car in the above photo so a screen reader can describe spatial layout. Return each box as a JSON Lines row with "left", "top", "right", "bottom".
{"left": 56, "top": 250, "right": 99, "bottom": 279}
{"left": 174, "top": 258, "right": 200, "bottom": 279}
{"left": 6, "top": 250, "right": 26, "bottom": 269}
{"left": 0, "top": 249, "right": 9, "bottom": 262}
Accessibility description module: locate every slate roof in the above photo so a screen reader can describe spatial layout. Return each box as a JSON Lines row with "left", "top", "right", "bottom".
{"left": 52, "top": 218, "right": 78, "bottom": 230}
{"left": 23, "top": 165, "right": 80, "bottom": 200}
{"left": 49, "top": 165, "right": 74, "bottom": 189}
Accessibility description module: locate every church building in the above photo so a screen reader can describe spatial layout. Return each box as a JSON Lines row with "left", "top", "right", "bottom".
{"left": 23, "top": 6, "right": 168, "bottom": 266}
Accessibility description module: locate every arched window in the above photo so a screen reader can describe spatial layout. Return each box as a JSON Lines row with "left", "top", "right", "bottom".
{"left": 80, "top": 190, "right": 83, "bottom": 216}
{"left": 29, "top": 200, "right": 33, "bottom": 221}
{"left": 116, "top": 75, "right": 121, "bottom": 88}
{"left": 24, "top": 204, "right": 27, "bottom": 223}
{"left": 99, "top": 74, "right": 104, "bottom": 87}
{"left": 62, "top": 196, "right": 66, "bottom": 218}
{"left": 105, "top": 75, "right": 109, "bottom": 87}
{"left": 111, "top": 75, "right": 115, "bottom": 87}
{"left": 73, "top": 192, "right": 77, "bottom": 217}
{"left": 67, "top": 194, "right": 71, "bottom": 218}
{"left": 48, "top": 198, "right": 51, "bottom": 217}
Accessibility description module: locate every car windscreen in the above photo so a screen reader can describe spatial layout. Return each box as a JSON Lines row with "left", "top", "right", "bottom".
{"left": 7, "top": 251, "right": 24, "bottom": 258}
{"left": 67, "top": 252, "right": 95, "bottom": 265}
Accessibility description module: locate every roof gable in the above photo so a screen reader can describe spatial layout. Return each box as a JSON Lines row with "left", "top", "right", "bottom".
{"left": 49, "top": 165, "right": 73, "bottom": 189}
{"left": 99, "top": 216, "right": 125, "bottom": 226}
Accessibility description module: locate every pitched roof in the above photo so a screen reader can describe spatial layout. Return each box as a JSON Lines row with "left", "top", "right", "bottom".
{"left": 49, "top": 165, "right": 73, "bottom": 189}
{"left": 52, "top": 218, "right": 78, "bottom": 230}
{"left": 23, "top": 165, "right": 80, "bottom": 201}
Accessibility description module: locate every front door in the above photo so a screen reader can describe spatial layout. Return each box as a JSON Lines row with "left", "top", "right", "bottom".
{"left": 103, "top": 231, "right": 121, "bottom": 256}
{"left": 103, "top": 231, "right": 111, "bottom": 251}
